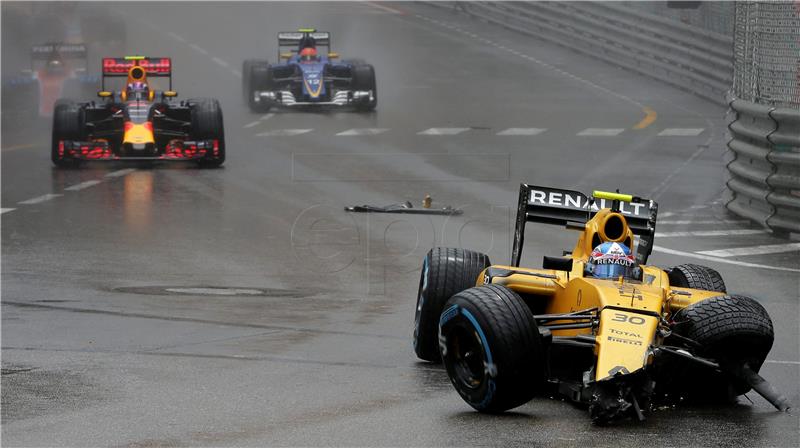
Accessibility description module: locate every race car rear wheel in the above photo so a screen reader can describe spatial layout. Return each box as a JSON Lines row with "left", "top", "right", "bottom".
{"left": 248, "top": 62, "right": 274, "bottom": 113}
{"left": 51, "top": 100, "right": 85, "bottom": 167}
{"left": 440, "top": 285, "right": 546, "bottom": 413}
{"left": 352, "top": 64, "right": 377, "bottom": 112}
{"left": 191, "top": 99, "right": 226, "bottom": 167}
{"left": 668, "top": 264, "right": 726, "bottom": 292}
{"left": 671, "top": 294, "right": 773, "bottom": 401}
{"left": 414, "top": 247, "right": 490, "bottom": 362}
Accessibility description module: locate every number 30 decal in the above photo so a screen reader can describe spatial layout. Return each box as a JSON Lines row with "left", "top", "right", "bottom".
{"left": 612, "top": 313, "right": 646, "bottom": 325}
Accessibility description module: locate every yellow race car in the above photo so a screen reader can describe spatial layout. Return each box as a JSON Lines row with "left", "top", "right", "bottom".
{"left": 413, "top": 185, "right": 788, "bottom": 423}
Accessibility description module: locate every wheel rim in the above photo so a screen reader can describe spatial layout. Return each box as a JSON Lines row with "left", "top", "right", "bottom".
{"left": 449, "top": 325, "right": 486, "bottom": 390}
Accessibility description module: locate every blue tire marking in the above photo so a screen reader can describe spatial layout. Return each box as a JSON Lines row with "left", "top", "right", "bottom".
{"left": 439, "top": 304, "right": 459, "bottom": 326}
{"left": 461, "top": 308, "right": 493, "bottom": 365}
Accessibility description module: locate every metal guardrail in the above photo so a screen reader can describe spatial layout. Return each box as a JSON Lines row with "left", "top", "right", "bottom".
{"left": 725, "top": 96, "right": 800, "bottom": 234}
{"left": 428, "top": 1, "right": 732, "bottom": 104}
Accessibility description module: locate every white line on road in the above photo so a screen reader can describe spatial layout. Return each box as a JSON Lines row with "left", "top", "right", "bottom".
{"left": 497, "top": 128, "right": 547, "bottom": 136}
{"left": 212, "top": 57, "right": 230, "bottom": 68}
{"left": 1, "top": 208, "right": 16, "bottom": 214}
{"left": 336, "top": 128, "right": 389, "bottom": 136}
{"left": 243, "top": 121, "right": 262, "bottom": 129}
{"left": 697, "top": 243, "right": 800, "bottom": 258}
{"left": 105, "top": 169, "right": 137, "bottom": 178}
{"left": 652, "top": 245, "right": 800, "bottom": 273}
{"left": 658, "top": 219, "right": 750, "bottom": 225}
{"left": 18, "top": 194, "right": 63, "bottom": 205}
{"left": 364, "top": 1, "right": 405, "bottom": 14}
{"left": 765, "top": 360, "right": 800, "bottom": 365}
{"left": 188, "top": 44, "right": 209, "bottom": 55}
{"left": 577, "top": 128, "right": 625, "bottom": 136}
{"left": 417, "top": 128, "right": 470, "bottom": 135}
{"left": 231, "top": 69, "right": 242, "bottom": 79}
{"left": 166, "top": 32, "right": 186, "bottom": 43}
{"left": 244, "top": 113, "right": 275, "bottom": 128}
{"left": 656, "top": 229, "right": 766, "bottom": 238}
{"left": 256, "top": 129, "right": 312, "bottom": 137}
{"left": 64, "top": 180, "right": 102, "bottom": 191}
{"left": 658, "top": 128, "right": 705, "bottom": 136}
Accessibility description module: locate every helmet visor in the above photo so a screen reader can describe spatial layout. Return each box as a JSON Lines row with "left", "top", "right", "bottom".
{"left": 591, "top": 263, "right": 636, "bottom": 279}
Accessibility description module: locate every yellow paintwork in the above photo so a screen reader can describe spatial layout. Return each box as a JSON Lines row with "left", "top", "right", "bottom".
{"left": 482, "top": 208, "right": 726, "bottom": 381}
{"left": 123, "top": 124, "right": 154, "bottom": 144}
{"left": 593, "top": 190, "right": 634, "bottom": 202}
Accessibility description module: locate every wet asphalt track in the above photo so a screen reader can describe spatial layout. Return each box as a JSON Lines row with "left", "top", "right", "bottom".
{"left": 2, "top": 2, "right": 798, "bottom": 446}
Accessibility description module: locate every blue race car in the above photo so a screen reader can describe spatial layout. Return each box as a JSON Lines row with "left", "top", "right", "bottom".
{"left": 242, "top": 29, "right": 376, "bottom": 112}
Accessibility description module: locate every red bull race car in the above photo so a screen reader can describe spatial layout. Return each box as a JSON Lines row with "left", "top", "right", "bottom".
{"left": 51, "top": 56, "right": 225, "bottom": 167}
{"left": 242, "top": 29, "right": 377, "bottom": 112}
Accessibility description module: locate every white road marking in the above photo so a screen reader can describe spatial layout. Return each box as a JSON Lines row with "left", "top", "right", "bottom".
{"left": 256, "top": 129, "right": 312, "bottom": 137}
{"left": 364, "top": 1, "right": 404, "bottom": 14}
{"left": 652, "top": 245, "right": 800, "bottom": 273}
{"left": 105, "top": 169, "right": 136, "bottom": 178}
{"left": 417, "top": 128, "right": 470, "bottom": 135}
{"left": 188, "top": 44, "right": 209, "bottom": 55}
{"left": 260, "top": 113, "right": 275, "bottom": 121}
{"left": 497, "top": 128, "right": 547, "bottom": 136}
{"left": 231, "top": 69, "right": 242, "bottom": 79}
{"left": 244, "top": 113, "right": 275, "bottom": 128}
{"left": 165, "top": 287, "right": 264, "bottom": 296}
{"left": 765, "top": 360, "right": 800, "bottom": 365}
{"left": 336, "top": 128, "right": 389, "bottom": 136}
{"left": 577, "top": 128, "right": 625, "bottom": 136}
{"left": 658, "top": 219, "right": 750, "bottom": 225}
{"left": 658, "top": 128, "right": 705, "bottom": 136}
{"left": 18, "top": 194, "right": 62, "bottom": 205}
{"left": 212, "top": 57, "right": 230, "bottom": 68}
{"left": 697, "top": 243, "right": 800, "bottom": 258}
{"left": 1, "top": 208, "right": 16, "bottom": 214}
{"left": 167, "top": 32, "right": 186, "bottom": 43}
{"left": 243, "top": 121, "right": 262, "bottom": 129}
{"left": 64, "top": 180, "right": 102, "bottom": 191}
{"left": 656, "top": 229, "right": 766, "bottom": 237}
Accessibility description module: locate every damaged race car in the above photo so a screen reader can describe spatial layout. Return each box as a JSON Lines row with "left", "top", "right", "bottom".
{"left": 51, "top": 56, "right": 225, "bottom": 167}
{"left": 242, "top": 29, "right": 376, "bottom": 112}
{"left": 413, "top": 185, "right": 789, "bottom": 423}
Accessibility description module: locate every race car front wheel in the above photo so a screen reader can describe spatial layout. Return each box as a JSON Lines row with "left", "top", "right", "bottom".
{"left": 352, "top": 64, "right": 377, "bottom": 112}
{"left": 668, "top": 264, "right": 726, "bottom": 293}
{"left": 671, "top": 294, "right": 773, "bottom": 401}
{"left": 414, "top": 247, "right": 490, "bottom": 362}
{"left": 191, "top": 99, "right": 226, "bottom": 167}
{"left": 51, "top": 100, "right": 85, "bottom": 167}
{"left": 439, "top": 285, "right": 546, "bottom": 413}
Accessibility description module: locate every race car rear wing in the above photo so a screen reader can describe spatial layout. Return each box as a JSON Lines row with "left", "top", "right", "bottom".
{"left": 101, "top": 57, "right": 172, "bottom": 90}
{"left": 31, "top": 43, "right": 87, "bottom": 59}
{"left": 511, "top": 184, "right": 658, "bottom": 267}
{"left": 277, "top": 29, "right": 331, "bottom": 58}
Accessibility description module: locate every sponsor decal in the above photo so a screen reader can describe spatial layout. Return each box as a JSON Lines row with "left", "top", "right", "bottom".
{"left": 529, "top": 188, "right": 648, "bottom": 217}
{"left": 607, "top": 335, "right": 643, "bottom": 346}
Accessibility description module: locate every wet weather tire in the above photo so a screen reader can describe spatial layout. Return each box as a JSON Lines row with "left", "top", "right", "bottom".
{"left": 351, "top": 64, "right": 377, "bottom": 111}
{"left": 51, "top": 100, "right": 84, "bottom": 167}
{"left": 672, "top": 294, "right": 773, "bottom": 400}
{"left": 668, "top": 264, "right": 726, "bottom": 292}
{"left": 439, "top": 285, "right": 546, "bottom": 413}
{"left": 414, "top": 248, "right": 490, "bottom": 362}
{"left": 191, "top": 99, "right": 226, "bottom": 167}
{"left": 247, "top": 62, "right": 273, "bottom": 112}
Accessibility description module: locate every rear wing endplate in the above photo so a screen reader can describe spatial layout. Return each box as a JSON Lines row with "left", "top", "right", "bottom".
{"left": 511, "top": 184, "right": 658, "bottom": 266}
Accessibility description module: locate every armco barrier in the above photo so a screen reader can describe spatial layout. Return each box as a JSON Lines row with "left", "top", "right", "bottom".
{"left": 427, "top": 1, "right": 732, "bottom": 105}
{"left": 725, "top": 96, "right": 800, "bottom": 234}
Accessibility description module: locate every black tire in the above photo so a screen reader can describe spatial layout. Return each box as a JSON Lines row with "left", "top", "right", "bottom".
{"left": 414, "top": 247, "right": 490, "bottom": 362}
{"left": 351, "top": 64, "right": 377, "bottom": 111}
{"left": 51, "top": 100, "right": 84, "bottom": 167}
{"left": 440, "top": 285, "right": 546, "bottom": 413}
{"left": 248, "top": 62, "right": 273, "bottom": 112}
{"left": 672, "top": 294, "right": 773, "bottom": 400}
{"left": 191, "top": 99, "right": 226, "bottom": 167}
{"left": 668, "top": 264, "right": 726, "bottom": 292}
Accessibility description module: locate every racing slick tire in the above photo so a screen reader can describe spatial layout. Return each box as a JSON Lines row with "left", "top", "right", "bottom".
{"left": 51, "top": 100, "right": 85, "bottom": 167}
{"left": 672, "top": 294, "right": 773, "bottom": 401}
{"left": 668, "top": 264, "right": 726, "bottom": 292}
{"left": 191, "top": 99, "right": 226, "bottom": 167}
{"left": 247, "top": 62, "right": 274, "bottom": 113}
{"left": 414, "top": 247, "right": 490, "bottom": 362}
{"left": 439, "top": 285, "right": 547, "bottom": 413}
{"left": 351, "top": 64, "right": 377, "bottom": 112}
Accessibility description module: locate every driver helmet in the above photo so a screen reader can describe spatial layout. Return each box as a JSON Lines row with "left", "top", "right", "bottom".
{"left": 299, "top": 47, "right": 318, "bottom": 62}
{"left": 586, "top": 242, "right": 638, "bottom": 279}
{"left": 126, "top": 81, "right": 149, "bottom": 99}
